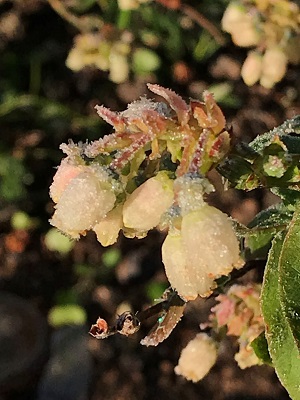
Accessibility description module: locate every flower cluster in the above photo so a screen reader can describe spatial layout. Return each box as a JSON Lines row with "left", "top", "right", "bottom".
{"left": 209, "top": 283, "right": 264, "bottom": 369}
{"left": 66, "top": 28, "right": 132, "bottom": 83}
{"left": 222, "top": 0, "right": 300, "bottom": 88}
{"left": 50, "top": 84, "right": 243, "bottom": 298}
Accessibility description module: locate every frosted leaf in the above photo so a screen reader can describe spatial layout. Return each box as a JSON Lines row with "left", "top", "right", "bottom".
{"left": 175, "top": 333, "right": 217, "bottom": 382}
{"left": 93, "top": 206, "right": 123, "bottom": 246}
{"left": 123, "top": 171, "right": 174, "bottom": 232}
{"left": 121, "top": 97, "right": 169, "bottom": 119}
{"left": 50, "top": 169, "right": 116, "bottom": 239}
{"left": 147, "top": 83, "right": 189, "bottom": 125}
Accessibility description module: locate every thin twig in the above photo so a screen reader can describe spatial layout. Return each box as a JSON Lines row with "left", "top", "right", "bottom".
{"left": 180, "top": 4, "right": 226, "bottom": 46}
{"left": 47, "top": 0, "right": 102, "bottom": 32}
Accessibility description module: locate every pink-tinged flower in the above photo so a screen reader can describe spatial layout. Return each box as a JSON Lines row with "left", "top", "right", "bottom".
{"left": 175, "top": 333, "right": 217, "bottom": 382}
{"left": 50, "top": 165, "right": 117, "bottom": 239}
{"left": 122, "top": 171, "right": 174, "bottom": 233}
{"left": 49, "top": 158, "right": 84, "bottom": 203}
{"left": 209, "top": 284, "right": 264, "bottom": 369}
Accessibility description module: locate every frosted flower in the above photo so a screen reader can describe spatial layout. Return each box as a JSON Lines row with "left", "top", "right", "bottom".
{"left": 122, "top": 171, "right": 174, "bottom": 233}
{"left": 162, "top": 205, "right": 243, "bottom": 300}
{"left": 50, "top": 166, "right": 116, "bottom": 239}
{"left": 49, "top": 158, "right": 84, "bottom": 203}
{"left": 175, "top": 333, "right": 217, "bottom": 382}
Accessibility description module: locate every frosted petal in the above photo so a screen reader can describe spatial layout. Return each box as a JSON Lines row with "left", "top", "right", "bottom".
{"left": 50, "top": 171, "right": 116, "bottom": 239}
{"left": 162, "top": 232, "right": 198, "bottom": 301}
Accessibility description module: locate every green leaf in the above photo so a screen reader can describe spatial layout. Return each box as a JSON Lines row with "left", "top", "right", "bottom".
{"left": 102, "top": 248, "right": 121, "bottom": 268}
{"left": 44, "top": 228, "right": 74, "bottom": 254}
{"left": 245, "top": 203, "right": 292, "bottom": 260}
{"left": 250, "top": 331, "right": 272, "bottom": 365}
{"left": 261, "top": 233, "right": 300, "bottom": 399}
{"left": 48, "top": 304, "right": 87, "bottom": 327}
{"left": 279, "top": 204, "right": 300, "bottom": 350}
{"left": 132, "top": 48, "right": 161, "bottom": 74}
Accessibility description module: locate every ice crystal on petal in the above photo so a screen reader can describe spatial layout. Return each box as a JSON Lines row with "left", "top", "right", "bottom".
{"left": 50, "top": 166, "right": 116, "bottom": 239}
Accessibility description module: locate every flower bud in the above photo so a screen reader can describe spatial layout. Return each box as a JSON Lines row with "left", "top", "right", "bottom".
{"left": 123, "top": 172, "right": 174, "bottom": 233}
{"left": 175, "top": 333, "right": 217, "bottom": 382}
{"left": 241, "top": 51, "right": 263, "bottom": 86}
{"left": 93, "top": 206, "right": 123, "bottom": 247}
{"left": 260, "top": 47, "right": 287, "bottom": 88}
{"left": 162, "top": 205, "right": 242, "bottom": 300}
{"left": 50, "top": 167, "right": 116, "bottom": 239}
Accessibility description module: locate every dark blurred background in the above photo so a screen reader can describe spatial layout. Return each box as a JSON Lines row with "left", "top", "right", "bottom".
{"left": 0, "top": 1, "right": 299, "bottom": 399}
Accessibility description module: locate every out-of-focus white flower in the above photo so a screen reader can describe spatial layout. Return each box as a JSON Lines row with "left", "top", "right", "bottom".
{"left": 241, "top": 51, "right": 263, "bottom": 86}
{"left": 222, "top": 2, "right": 261, "bottom": 47}
{"left": 175, "top": 333, "right": 217, "bottom": 382}
{"left": 122, "top": 171, "right": 174, "bottom": 233}
{"left": 118, "top": 0, "right": 151, "bottom": 9}
{"left": 50, "top": 166, "right": 116, "bottom": 239}
{"left": 260, "top": 46, "right": 288, "bottom": 89}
